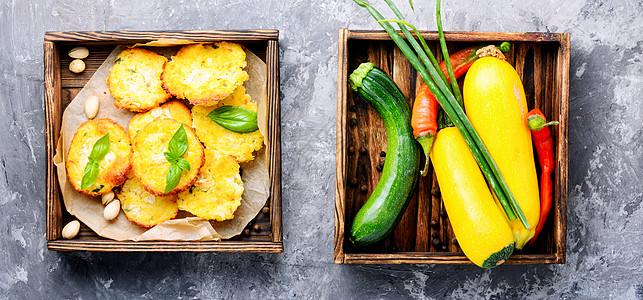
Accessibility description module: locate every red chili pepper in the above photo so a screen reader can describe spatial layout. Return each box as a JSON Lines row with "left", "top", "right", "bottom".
{"left": 439, "top": 45, "right": 483, "bottom": 83}
{"left": 411, "top": 45, "right": 493, "bottom": 176}
{"left": 526, "top": 108, "right": 559, "bottom": 246}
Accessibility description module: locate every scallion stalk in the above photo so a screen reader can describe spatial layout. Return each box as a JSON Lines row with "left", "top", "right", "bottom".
{"left": 353, "top": 0, "right": 529, "bottom": 228}
{"left": 436, "top": 0, "right": 463, "bottom": 107}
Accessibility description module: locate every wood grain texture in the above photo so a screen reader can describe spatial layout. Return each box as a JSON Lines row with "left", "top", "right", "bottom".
{"left": 334, "top": 28, "right": 349, "bottom": 264}
{"left": 47, "top": 240, "right": 283, "bottom": 252}
{"left": 335, "top": 29, "right": 569, "bottom": 264}
{"left": 343, "top": 253, "right": 559, "bottom": 265}
{"left": 44, "top": 30, "right": 279, "bottom": 43}
{"left": 44, "top": 41, "right": 62, "bottom": 241}
{"left": 44, "top": 31, "right": 282, "bottom": 252}
{"left": 348, "top": 30, "right": 566, "bottom": 43}
{"left": 266, "top": 39, "right": 283, "bottom": 246}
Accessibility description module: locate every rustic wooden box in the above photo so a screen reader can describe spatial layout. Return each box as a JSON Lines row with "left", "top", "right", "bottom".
{"left": 44, "top": 30, "right": 282, "bottom": 252}
{"left": 335, "top": 29, "right": 569, "bottom": 264}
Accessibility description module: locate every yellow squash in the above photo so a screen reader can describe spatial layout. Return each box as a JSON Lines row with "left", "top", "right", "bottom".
{"left": 463, "top": 57, "right": 540, "bottom": 249}
{"left": 431, "top": 127, "right": 514, "bottom": 268}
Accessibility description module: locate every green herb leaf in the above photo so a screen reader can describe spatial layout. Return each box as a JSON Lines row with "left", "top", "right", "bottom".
{"left": 81, "top": 134, "right": 110, "bottom": 191}
{"left": 207, "top": 105, "right": 258, "bottom": 133}
{"left": 81, "top": 161, "right": 99, "bottom": 191}
{"left": 168, "top": 125, "right": 189, "bottom": 158}
{"left": 164, "top": 125, "right": 191, "bottom": 193}
{"left": 164, "top": 152, "right": 178, "bottom": 163}
{"left": 175, "top": 158, "right": 191, "bottom": 171}
{"left": 88, "top": 133, "right": 110, "bottom": 162}
{"left": 164, "top": 164, "right": 183, "bottom": 194}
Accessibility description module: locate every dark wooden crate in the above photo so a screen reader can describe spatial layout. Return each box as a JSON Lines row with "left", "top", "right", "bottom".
{"left": 335, "top": 29, "right": 569, "bottom": 264}
{"left": 44, "top": 30, "right": 282, "bottom": 252}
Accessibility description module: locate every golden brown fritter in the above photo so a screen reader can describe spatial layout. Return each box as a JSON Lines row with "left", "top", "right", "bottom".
{"left": 127, "top": 100, "right": 192, "bottom": 143}
{"left": 177, "top": 149, "right": 243, "bottom": 221}
{"left": 132, "top": 118, "right": 204, "bottom": 196}
{"left": 66, "top": 118, "right": 132, "bottom": 196}
{"left": 117, "top": 173, "right": 179, "bottom": 227}
{"left": 107, "top": 48, "right": 170, "bottom": 112}
{"left": 161, "top": 42, "right": 249, "bottom": 106}
{"left": 192, "top": 86, "right": 264, "bottom": 163}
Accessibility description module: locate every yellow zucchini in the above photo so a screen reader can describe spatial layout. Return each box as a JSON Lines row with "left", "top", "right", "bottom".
{"left": 463, "top": 57, "right": 540, "bottom": 249}
{"left": 431, "top": 127, "right": 514, "bottom": 268}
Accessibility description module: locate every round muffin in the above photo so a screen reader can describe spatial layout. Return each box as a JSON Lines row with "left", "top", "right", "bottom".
{"left": 127, "top": 100, "right": 192, "bottom": 143}
{"left": 117, "top": 173, "right": 178, "bottom": 227}
{"left": 192, "top": 86, "right": 264, "bottom": 163}
{"left": 66, "top": 118, "right": 132, "bottom": 196}
{"left": 107, "top": 48, "right": 170, "bottom": 112}
{"left": 177, "top": 149, "right": 243, "bottom": 221}
{"left": 161, "top": 42, "right": 249, "bottom": 106}
{"left": 132, "top": 118, "right": 204, "bottom": 196}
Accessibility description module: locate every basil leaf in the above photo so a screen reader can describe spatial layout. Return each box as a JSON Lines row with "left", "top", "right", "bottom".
{"left": 164, "top": 152, "right": 178, "bottom": 163}
{"left": 81, "top": 161, "right": 100, "bottom": 191}
{"left": 164, "top": 164, "right": 182, "bottom": 194}
{"left": 167, "top": 125, "right": 189, "bottom": 158}
{"left": 163, "top": 125, "right": 192, "bottom": 194}
{"left": 175, "top": 158, "right": 191, "bottom": 171}
{"left": 87, "top": 133, "right": 110, "bottom": 162}
{"left": 207, "top": 105, "right": 259, "bottom": 133}
{"left": 81, "top": 134, "right": 110, "bottom": 191}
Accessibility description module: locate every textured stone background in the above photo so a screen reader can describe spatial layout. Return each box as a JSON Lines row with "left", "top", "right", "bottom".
{"left": 1, "top": 0, "right": 642, "bottom": 299}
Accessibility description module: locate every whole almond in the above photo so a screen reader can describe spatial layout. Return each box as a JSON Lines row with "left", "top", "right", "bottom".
{"left": 68, "top": 47, "right": 89, "bottom": 59}
{"left": 85, "top": 96, "right": 99, "bottom": 119}
{"left": 101, "top": 191, "right": 115, "bottom": 205}
{"left": 69, "top": 59, "right": 85, "bottom": 73}
{"left": 103, "top": 200, "right": 121, "bottom": 221}
{"left": 62, "top": 220, "right": 80, "bottom": 239}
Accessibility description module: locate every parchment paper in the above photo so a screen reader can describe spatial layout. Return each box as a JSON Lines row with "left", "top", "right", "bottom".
{"left": 53, "top": 41, "right": 270, "bottom": 241}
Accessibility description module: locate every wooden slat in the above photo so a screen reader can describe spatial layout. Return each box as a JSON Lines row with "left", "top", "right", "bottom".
{"left": 335, "top": 29, "right": 569, "bottom": 265}
{"left": 391, "top": 46, "right": 416, "bottom": 252}
{"left": 48, "top": 240, "right": 283, "bottom": 252}
{"left": 44, "top": 30, "right": 279, "bottom": 43}
{"left": 44, "top": 41, "right": 62, "bottom": 241}
{"left": 334, "top": 28, "right": 350, "bottom": 264}
{"left": 343, "top": 253, "right": 559, "bottom": 265}
{"left": 554, "top": 33, "right": 570, "bottom": 264}
{"left": 414, "top": 74, "right": 431, "bottom": 252}
{"left": 266, "top": 39, "right": 282, "bottom": 247}
{"left": 348, "top": 30, "right": 565, "bottom": 43}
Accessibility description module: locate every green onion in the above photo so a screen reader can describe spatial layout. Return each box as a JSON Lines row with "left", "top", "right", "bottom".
{"left": 353, "top": 0, "right": 529, "bottom": 228}
{"left": 436, "top": 0, "right": 463, "bottom": 107}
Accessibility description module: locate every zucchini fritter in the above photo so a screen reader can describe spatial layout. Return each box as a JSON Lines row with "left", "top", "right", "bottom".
{"left": 127, "top": 100, "right": 192, "bottom": 143}
{"left": 107, "top": 48, "right": 170, "bottom": 112}
{"left": 132, "top": 118, "right": 204, "bottom": 196}
{"left": 161, "top": 42, "right": 249, "bottom": 106}
{"left": 192, "top": 86, "right": 264, "bottom": 162}
{"left": 177, "top": 149, "right": 243, "bottom": 221}
{"left": 66, "top": 118, "right": 132, "bottom": 196}
{"left": 117, "top": 173, "right": 178, "bottom": 227}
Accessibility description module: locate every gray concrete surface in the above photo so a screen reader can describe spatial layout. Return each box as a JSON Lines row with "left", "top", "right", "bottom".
{"left": 1, "top": 0, "right": 642, "bottom": 299}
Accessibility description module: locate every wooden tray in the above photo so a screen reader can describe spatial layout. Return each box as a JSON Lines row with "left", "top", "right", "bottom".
{"left": 335, "top": 29, "right": 569, "bottom": 264}
{"left": 44, "top": 30, "right": 282, "bottom": 252}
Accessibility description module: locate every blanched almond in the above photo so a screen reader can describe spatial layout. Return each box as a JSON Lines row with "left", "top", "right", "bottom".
{"left": 101, "top": 190, "right": 114, "bottom": 205}
{"left": 62, "top": 220, "right": 80, "bottom": 239}
{"left": 68, "top": 47, "right": 89, "bottom": 59}
{"left": 69, "top": 59, "right": 85, "bottom": 73}
{"left": 104, "top": 200, "right": 121, "bottom": 221}
{"left": 85, "top": 96, "right": 99, "bottom": 119}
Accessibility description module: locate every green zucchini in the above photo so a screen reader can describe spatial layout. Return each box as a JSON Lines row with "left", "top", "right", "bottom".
{"left": 348, "top": 62, "right": 421, "bottom": 246}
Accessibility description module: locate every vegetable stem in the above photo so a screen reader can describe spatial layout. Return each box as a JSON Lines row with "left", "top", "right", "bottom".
{"left": 380, "top": 0, "right": 452, "bottom": 93}
{"left": 436, "top": 0, "right": 463, "bottom": 107}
